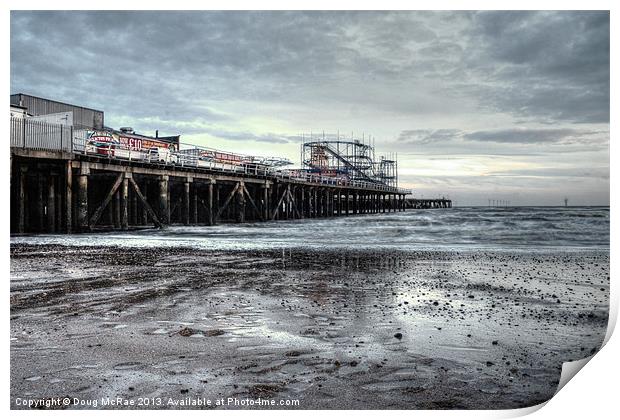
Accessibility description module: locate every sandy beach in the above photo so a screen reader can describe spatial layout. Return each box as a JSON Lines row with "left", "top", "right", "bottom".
{"left": 10, "top": 244, "right": 609, "bottom": 409}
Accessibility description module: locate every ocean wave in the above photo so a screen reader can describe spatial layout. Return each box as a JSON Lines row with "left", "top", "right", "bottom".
{"left": 10, "top": 206, "right": 609, "bottom": 251}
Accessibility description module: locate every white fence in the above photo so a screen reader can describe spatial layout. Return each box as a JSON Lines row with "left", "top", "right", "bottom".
{"left": 10, "top": 117, "right": 73, "bottom": 152}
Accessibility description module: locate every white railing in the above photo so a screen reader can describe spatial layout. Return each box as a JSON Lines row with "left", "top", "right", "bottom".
{"left": 10, "top": 117, "right": 410, "bottom": 194}
{"left": 10, "top": 117, "right": 72, "bottom": 152}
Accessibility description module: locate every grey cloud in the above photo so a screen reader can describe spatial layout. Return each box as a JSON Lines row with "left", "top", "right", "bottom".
{"left": 463, "top": 11, "right": 610, "bottom": 123}
{"left": 12, "top": 11, "right": 414, "bottom": 127}
{"left": 464, "top": 128, "right": 608, "bottom": 145}
{"left": 112, "top": 114, "right": 299, "bottom": 144}
{"left": 201, "top": 128, "right": 299, "bottom": 145}
{"left": 488, "top": 167, "right": 609, "bottom": 180}
{"left": 397, "top": 129, "right": 463, "bottom": 144}
{"left": 11, "top": 11, "right": 609, "bottom": 127}
{"left": 396, "top": 127, "right": 608, "bottom": 146}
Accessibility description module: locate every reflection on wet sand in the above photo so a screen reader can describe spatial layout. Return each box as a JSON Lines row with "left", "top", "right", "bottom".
{"left": 10, "top": 245, "right": 608, "bottom": 409}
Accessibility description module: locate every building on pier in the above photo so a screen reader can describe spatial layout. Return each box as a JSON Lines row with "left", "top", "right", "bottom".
{"left": 10, "top": 93, "right": 104, "bottom": 130}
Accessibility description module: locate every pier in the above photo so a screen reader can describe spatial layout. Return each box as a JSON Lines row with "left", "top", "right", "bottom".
{"left": 405, "top": 198, "right": 452, "bottom": 209}
{"left": 10, "top": 114, "right": 410, "bottom": 234}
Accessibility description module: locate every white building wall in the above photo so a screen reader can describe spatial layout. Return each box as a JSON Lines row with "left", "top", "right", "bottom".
{"left": 27, "top": 111, "right": 74, "bottom": 126}
{"left": 10, "top": 105, "right": 27, "bottom": 118}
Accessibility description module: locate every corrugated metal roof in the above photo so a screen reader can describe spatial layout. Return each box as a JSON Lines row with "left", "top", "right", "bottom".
{"left": 10, "top": 93, "right": 104, "bottom": 129}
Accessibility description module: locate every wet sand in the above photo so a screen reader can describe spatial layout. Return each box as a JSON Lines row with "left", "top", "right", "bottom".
{"left": 10, "top": 244, "right": 609, "bottom": 409}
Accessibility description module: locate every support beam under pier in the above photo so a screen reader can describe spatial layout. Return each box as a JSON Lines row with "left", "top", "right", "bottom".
{"left": 77, "top": 163, "right": 89, "bottom": 231}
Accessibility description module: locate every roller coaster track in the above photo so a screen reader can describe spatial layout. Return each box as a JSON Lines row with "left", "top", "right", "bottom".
{"left": 305, "top": 142, "right": 376, "bottom": 183}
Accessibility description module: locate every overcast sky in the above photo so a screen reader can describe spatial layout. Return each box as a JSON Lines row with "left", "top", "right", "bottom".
{"left": 10, "top": 11, "right": 609, "bottom": 205}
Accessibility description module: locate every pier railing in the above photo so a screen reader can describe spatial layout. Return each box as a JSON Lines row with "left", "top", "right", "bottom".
{"left": 10, "top": 117, "right": 73, "bottom": 152}
{"left": 10, "top": 117, "right": 410, "bottom": 194}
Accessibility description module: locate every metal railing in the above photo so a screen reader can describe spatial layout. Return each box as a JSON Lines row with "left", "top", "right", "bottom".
{"left": 10, "top": 117, "right": 411, "bottom": 194}
{"left": 10, "top": 117, "right": 72, "bottom": 152}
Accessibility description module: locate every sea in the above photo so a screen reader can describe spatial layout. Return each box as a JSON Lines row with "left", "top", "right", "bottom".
{"left": 10, "top": 206, "right": 610, "bottom": 252}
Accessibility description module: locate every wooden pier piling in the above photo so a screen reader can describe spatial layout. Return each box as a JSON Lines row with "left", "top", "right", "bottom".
{"left": 77, "top": 163, "right": 89, "bottom": 231}
{"left": 10, "top": 149, "right": 411, "bottom": 234}
{"left": 404, "top": 198, "right": 452, "bottom": 209}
